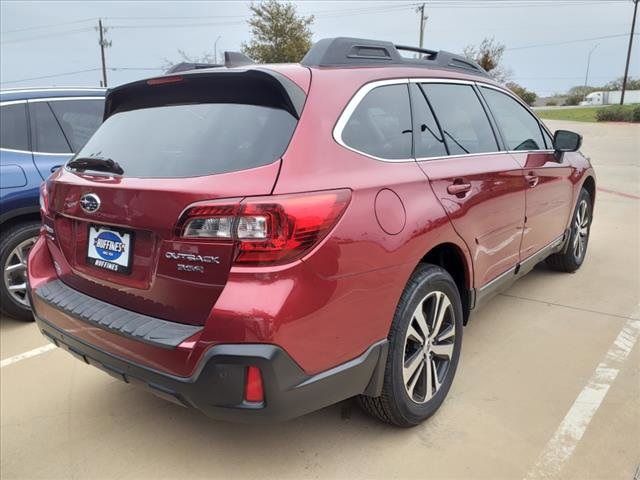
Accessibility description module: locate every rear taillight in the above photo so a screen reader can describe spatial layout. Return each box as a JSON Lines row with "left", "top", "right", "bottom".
{"left": 178, "top": 189, "right": 351, "bottom": 266}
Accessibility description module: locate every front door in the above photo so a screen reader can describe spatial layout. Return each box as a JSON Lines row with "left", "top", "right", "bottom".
{"left": 478, "top": 86, "right": 573, "bottom": 259}
{"left": 411, "top": 82, "right": 526, "bottom": 288}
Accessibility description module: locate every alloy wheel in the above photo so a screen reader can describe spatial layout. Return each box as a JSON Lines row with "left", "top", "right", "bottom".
{"left": 3, "top": 236, "right": 36, "bottom": 307}
{"left": 573, "top": 199, "right": 589, "bottom": 260}
{"left": 402, "top": 290, "right": 456, "bottom": 404}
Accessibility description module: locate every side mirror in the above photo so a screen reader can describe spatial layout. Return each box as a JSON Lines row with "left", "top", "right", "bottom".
{"left": 553, "top": 130, "right": 582, "bottom": 153}
{"left": 553, "top": 130, "right": 582, "bottom": 162}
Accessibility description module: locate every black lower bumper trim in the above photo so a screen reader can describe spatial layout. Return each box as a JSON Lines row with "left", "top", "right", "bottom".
{"left": 35, "top": 315, "right": 388, "bottom": 422}
{"left": 34, "top": 280, "right": 202, "bottom": 349}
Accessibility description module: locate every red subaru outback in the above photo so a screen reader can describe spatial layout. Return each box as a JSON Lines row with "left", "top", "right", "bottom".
{"left": 28, "top": 38, "right": 595, "bottom": 426}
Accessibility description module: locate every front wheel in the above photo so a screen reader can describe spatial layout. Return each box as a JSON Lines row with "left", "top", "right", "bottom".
{"left": 358, "top": 264, "right": 463, "bottom": 427}
{"left": 546, "top": 187, "right": 592, "bottom": 273}
{"left": 1, "top": 221, "right": 40, "bottom": 321}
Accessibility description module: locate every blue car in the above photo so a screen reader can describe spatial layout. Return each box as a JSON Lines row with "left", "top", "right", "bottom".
{"left": 1, "top": 87, "right": 105, "bottom": 320}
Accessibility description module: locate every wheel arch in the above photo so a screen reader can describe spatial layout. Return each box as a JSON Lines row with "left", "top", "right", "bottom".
{"left": 419, "top": 242, "right": 473, "bottom": 325}
{"left": 0, "top": 210, "right": 41, "bottom": 234}
{"left": 581, "top": 174, "right": 596, "bottom": 204}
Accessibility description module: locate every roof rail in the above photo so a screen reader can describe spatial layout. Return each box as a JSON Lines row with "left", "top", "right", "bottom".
{"left": 300, "top": 37, "right": 489, "bottom": 77}
{"left": 164, "top": 51, "right": 255, "bottom": 74}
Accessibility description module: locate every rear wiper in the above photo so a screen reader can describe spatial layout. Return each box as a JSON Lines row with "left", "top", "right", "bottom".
{"left": 67, "top": 156, "right": 124, "bottom": 175}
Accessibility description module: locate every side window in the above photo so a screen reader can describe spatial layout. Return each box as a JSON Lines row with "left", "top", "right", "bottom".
{"left": 480, "top": 87, "right": 545, "bottom": 151}
{"left": 341, "top": 84, "right": 412, "bottom": 159}
{"left": 421, "top": 83, "right": 498, "bottom": 155}
{"left": 0, "top": 103, "right": 29, "bottom": 151}
{"left": 49, "top": 99, "right": 103, "bottom": 151}
{"left": 29, "top": 102, "right": 71, "bottom": 153}
{"left": 409, "top": 83, "right": 447, "bottom": 159}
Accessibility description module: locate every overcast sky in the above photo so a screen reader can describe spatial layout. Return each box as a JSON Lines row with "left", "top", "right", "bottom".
{"left": 1, "top": 0, "right": 638, "bottom": 96}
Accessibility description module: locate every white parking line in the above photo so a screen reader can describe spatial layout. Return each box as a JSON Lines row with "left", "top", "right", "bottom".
{"left": 0, "top": 343, "right": 56, "bottom": 368}
{"left": 524, "top": 306, "right": 640, "bottom": 480}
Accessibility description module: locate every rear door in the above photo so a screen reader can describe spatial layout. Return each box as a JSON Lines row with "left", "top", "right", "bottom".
{"left": 412, "top": 81, "right": 526, "bottom": 288}
{"left": 479, "top": 86, "right": 573, "bottom": 259}
{"left": 45, "top": 70, "right": 306, "bottom": 325}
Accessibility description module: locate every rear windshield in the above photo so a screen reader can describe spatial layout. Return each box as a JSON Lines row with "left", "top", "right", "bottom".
{"left": 73, "top": 103, "right": 297, "bottom": 178}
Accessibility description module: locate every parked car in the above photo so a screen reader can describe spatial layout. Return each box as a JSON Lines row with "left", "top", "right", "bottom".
{"left": 28, "top": 38, "right": 595, "bottom": 426}
{"left": 1, "top": 87, "right": 105, "bottom": 320}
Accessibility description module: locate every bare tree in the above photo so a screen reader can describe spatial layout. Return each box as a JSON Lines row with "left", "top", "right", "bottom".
{"left": 162, "top": 49, "right": 217, "bottom": 71}
{"left": 463, "top": 37, "right": 512, "bottom": 83}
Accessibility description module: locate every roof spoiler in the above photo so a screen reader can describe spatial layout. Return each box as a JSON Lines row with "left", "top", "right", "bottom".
{"left": 104, "top": 68, "right": 306, "bottom": 120}
{"left": 165, "top": 51, "right": 255, "bottom": 74}
{"left": 301, "top": 37, "right": 489, "bottom": 77}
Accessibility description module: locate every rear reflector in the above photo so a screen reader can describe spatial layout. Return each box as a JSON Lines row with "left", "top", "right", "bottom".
{"left": 177, "top": 189, "right": 351, "bottom": 266}
{"left": 244, "top": 366, "right": 264, "bottom": 403}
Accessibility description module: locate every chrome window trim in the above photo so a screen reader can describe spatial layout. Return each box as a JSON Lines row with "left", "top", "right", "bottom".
{"left": 27, "top": 96, "right": 105, "bottom": 103}
{"left": 332, "top": 78, "right": 413, "bottom": 163}
{"left": 415, "top": 150, "right": 508, "bottom": 162}
{"left": 333, "top": 77, "right": 555, "bottom": 163}
{"left": 33, "top": 151, "right": 74, "bottom": 156}
{"left": 0, "top": 147, "right": 72, "bottom": 156}
{"left": 1, "top": 87, "right": 106, "bottom": 95}
{"left": 0, "top": 100, "right": 27, "bottom": 107}
{"left": 409, "top": 78, "right": 476, "bottom": 86}
{"left": 0, "top": 147, "right": 31, "bottom": 154}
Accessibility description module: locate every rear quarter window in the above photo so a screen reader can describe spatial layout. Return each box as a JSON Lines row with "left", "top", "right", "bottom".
{"left": 0, "top": 103, "right": 29, "bottom": 151}
{"left": 340, "top": 84, "right": 413, "bottom": 160}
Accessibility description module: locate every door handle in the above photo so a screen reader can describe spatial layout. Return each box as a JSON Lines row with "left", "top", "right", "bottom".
{"left": 525, "top": 174, "right": 539, "bottom": 188}
{"left": 447, "top": 182, "right": 472, "bottom": 196}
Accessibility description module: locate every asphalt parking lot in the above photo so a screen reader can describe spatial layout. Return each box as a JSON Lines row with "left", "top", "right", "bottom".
{"left": 1, "top": 119, "right": 638, "bottom": 480}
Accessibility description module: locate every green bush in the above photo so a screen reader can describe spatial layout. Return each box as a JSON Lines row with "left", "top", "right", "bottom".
{"left": 595, "top": 105, "right": 640, "bottom": 123}
{"left": 563, "top": 94, "right": 582, "bottom": 106}
{"left": 546, "top": 100, "right": 558, "bottom": 106}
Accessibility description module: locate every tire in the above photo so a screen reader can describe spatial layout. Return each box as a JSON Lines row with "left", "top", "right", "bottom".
{"left": 358, "top": 263, "right": 464, "bottom": 427}
{"left": 0, "top": 221, "right": 40, "bottom": 321}
{"left": 546, "top": 188, "right": 592, "bottom": 273}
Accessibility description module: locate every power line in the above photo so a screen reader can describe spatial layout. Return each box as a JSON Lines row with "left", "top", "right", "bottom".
{"left": 0, "top": 67, "right": 163, "bottom": 85}
{"left": 505, "top": 33, "right": 638, "bottom": 50}
{"left": 1, "top": 18, "right": 95, "bottom": 34}
{"left": 0, "top": 27, "right": 94, "bottom": 44}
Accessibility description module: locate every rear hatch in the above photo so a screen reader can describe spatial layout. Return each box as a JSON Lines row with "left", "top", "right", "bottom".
{"left": 43, "top": 68, "right": 307, "bottom": 325}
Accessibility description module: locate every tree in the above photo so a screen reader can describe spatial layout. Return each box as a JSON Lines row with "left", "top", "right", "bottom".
{"left": 242, "top": 0, "right": 314, "bottom": 63}
{"left": 563, "top": 85, "right": 598, "bottom": 106}
{"left": 162, "top": 49, "right": 217, "bottom": 71}
{"left": 505, "top": 82, "right": 537, "bottom": 106}
{"left": 602, "top": 76, "right": 640, "bottom": 91}
{"left": 463, "top": 37, "right": 512, "bottom": 83}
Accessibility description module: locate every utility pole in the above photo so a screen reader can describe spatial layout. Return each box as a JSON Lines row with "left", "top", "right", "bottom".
{"left": 583, "top": 43, "right": 599, "bottom": 99}
{"left": 417, "top": 3, "right": 427, "bottom": 49}
{"left": 97, "top": 19, "right": 111, "bottom": 87}
{"left": 620, "top": 0, "right": 638, "bottom": 105}
{"left": 214, "top": 35, "right": 221, "bottom": 64}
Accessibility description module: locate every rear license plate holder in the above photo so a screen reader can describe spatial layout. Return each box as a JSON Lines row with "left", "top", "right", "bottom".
{"left": 86, "top": 224, "right": 134, "bottom": 274}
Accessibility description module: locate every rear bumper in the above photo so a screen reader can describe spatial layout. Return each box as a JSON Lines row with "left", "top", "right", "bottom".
{"left": 31, "top": 282, "right": 388, "bottom": 422}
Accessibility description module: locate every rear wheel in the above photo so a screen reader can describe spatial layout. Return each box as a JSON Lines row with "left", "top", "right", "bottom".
{"left": 1, "top": 221, "right": 40, "bottom": 321}
{"left": 546, "top": 188, "right": 592, "bottom": 273}
{"left": 358, "top": 264, "right": 463, "bottom": 427}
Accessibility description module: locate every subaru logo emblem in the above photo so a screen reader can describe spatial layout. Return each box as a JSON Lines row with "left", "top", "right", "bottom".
{"left": 80, "top": 193, "right": 101, "bottom": 213}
